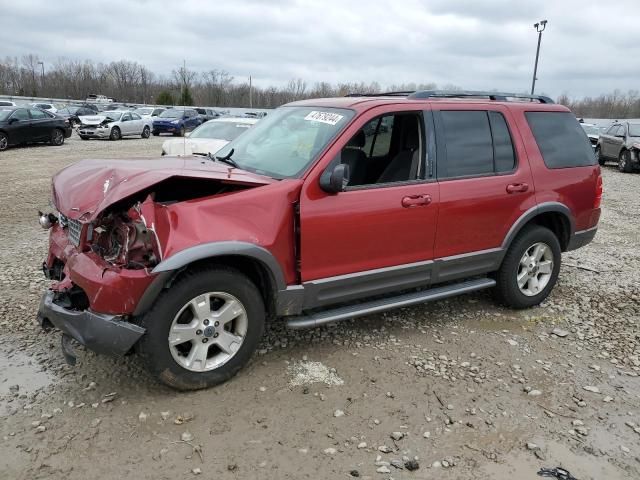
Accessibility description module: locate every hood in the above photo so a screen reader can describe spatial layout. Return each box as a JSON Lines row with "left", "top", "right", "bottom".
{"left": 162, "top": 138, "right": 229, "bottom": 156}
{"left": 52, "top": 156, "right": 276, "bottom": 221}
{"left": 78, "top": 115, "right": 113, "bottom": 125}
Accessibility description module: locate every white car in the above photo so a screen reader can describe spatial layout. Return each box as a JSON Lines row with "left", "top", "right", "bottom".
{"left": 77, "top": 110, "right": 152, "bottom": 140}
{"left": 134, "top": 107, "right": 166, "bottom": 119}
{"left": 29, "top": 102, "right": 57, "bottom": 113}
{"left": 161, "top": 117, "right": 258, "bottom": 156}
{"left": 0, "top": 100, "right": 17, "bottom": 107}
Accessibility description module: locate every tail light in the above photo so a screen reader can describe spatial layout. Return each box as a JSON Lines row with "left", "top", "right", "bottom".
{"left": 594, "top": 172, "right": 603, "bottom": 209}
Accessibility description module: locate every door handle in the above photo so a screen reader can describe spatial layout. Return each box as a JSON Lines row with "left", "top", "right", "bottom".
{"left": 506, "top": 183, "right": 529, "bottom": 194}
{"left": 401, "top": 194, "right": 432, "bottom": 208}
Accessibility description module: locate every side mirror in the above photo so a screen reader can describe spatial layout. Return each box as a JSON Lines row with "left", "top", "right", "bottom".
{"left": 320, "top": 163, "right": 350, "bottom": 194}
{"left": 8, "top": 117, "right": 19, "bottom": 124}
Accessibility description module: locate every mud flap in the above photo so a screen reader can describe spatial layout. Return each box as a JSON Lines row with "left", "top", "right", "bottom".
{"left": 61, "top": 334, "right": 77, "bottom": 366}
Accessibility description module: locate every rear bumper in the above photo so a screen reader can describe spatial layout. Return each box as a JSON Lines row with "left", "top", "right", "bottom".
{"left": 567, "top": 226, "right": 597, "bottom": 251}
{"left": 37, "top": 290, "right": 145, "bottom": 357}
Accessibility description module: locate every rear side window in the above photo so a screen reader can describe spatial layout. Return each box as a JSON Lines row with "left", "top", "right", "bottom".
{"left": 438, "top": 111, "right": 492, "bottom": 178}
{"left": 525, "top": 112, "right": 596, "bottom": 168}
{"left": 488, "top": 112, "right": 516, "bottom": 172}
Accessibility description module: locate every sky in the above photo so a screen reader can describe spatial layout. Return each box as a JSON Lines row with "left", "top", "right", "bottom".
{"left": 2, "top": 0, "right": 640, "bottom": 99}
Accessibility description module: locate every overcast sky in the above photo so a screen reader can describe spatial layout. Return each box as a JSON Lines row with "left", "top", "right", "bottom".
{"left": 3, "top": 0, "right": 639, "bottom": 98}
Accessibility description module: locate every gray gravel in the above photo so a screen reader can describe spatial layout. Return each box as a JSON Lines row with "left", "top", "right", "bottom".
{"left": 0, "top": 136, "right": 639, "bottom": 480}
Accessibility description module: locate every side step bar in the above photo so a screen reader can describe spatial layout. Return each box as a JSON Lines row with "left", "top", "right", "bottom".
{"left": 286, "top": 277, "right": 496, "bottom": 329}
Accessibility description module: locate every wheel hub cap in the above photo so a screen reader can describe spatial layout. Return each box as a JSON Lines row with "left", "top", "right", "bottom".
{"left": 517, "top": 242, "right": 554, "bottom": 297}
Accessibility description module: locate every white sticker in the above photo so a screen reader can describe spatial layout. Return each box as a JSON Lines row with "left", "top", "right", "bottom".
{"left": 304, "top": 111, "right": 344, "bottom": 126}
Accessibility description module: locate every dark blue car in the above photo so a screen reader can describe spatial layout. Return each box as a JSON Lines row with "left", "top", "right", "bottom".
{"left": 152, "top": 108, "right": 201, "bottom": 137}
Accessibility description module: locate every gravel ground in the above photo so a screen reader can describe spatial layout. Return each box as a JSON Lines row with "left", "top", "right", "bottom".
{"left": 1, "top": 134, "right": 639, "bottom": 480}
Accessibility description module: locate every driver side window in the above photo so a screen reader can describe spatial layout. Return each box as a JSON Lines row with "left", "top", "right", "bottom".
{"left": 341, "top": 112, "right": 424, "bottom": 188}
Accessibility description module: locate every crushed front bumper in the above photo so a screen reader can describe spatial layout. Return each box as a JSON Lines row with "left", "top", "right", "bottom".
{"left": 37, "top": 290, "right": 145, "bottom": 360}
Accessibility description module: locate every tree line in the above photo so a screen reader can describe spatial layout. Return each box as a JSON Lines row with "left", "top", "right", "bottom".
{"left": 1, "top": 54, "right": 638, "bottom": 116}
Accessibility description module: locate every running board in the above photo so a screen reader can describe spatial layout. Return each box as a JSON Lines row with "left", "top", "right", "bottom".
{"left": 285, "top": 278, "right": 496, "bottom": 329}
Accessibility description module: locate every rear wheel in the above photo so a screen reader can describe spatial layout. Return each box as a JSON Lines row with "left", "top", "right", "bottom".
{"left": 595, "top": 146, "right": 605, "bottom": 165}
{"left": 494, "top": 225, "right": 561, "bottom": 309}
{"left": 618, "top": 150, "right": 632, "bottom": 173}
{"left": 0, "top": 132, "right": 8, "bottom": 151}
{"left": 141, "top": 126, "right": 150, "bottom": 138}
{"left": 109, "top": 126, "right": 121, "bottom": 141}
{"left": 138, "top": 267, "right": 265, "bottom": 390}
{"left": 50, "top": 128, "right": 64, "bottom": 146}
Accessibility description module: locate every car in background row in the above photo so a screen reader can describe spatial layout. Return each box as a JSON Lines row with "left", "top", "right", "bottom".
{"left": 195, "top": 107, "right": 218, "bottom": 123}
{"left": 580, "top": 123, "right": 600, "bottom": 148}
{"left": 161, "top": 117, "right": 258, "bottom": 156}
{"left": 77, "top": 110, "right": 152, "bottom": 140}
{"left": 152, "top": 108, "right": 201, "bottom": 136}
{"left": 0, "top": 107, "right": 71, "bottom": 151}
{"left": 0, "top": 101, "right": 17, "bottom": 107}
{"left": 29, "top": 102, "right": 58, "bottom": 114}
{"left": 56, "top": 106, "right": 97, "bottom": 125}
{"left": 596, "top": 121, "right": 640, "bottom": 173}
{"left": 134, "top": 107, "right": 166, "bottom": 119}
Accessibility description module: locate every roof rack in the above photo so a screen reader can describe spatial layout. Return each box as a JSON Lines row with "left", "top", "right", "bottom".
{"left": 344, "top": 89, "right": 554, "bottom": 104}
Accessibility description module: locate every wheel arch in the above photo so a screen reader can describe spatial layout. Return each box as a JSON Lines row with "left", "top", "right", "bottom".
{"left": 502, "top": 203, "right": 574, "bottom": 253}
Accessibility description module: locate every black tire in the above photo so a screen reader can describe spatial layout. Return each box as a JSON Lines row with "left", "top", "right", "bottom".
{"left": 141, "top": 126, "right": 150, "bottom": 138}
{"left": 174, "top": 126, "right": 185, "bottom": 137}
{"left": 79, "top": 135, "right": 90, "bottom": 141}
{"left": 595, "top": 146, "right": 605, "bottom": 166}
{"left": 0, "top": 132, "right": 8, "bottom": 151}
{"left": 493, "top": 225, "right": 561, "bottom": 309}
{"left": 109, "top": 126, "right": 121, "bottom": 141}
{"left": 152, "top": 130, "right": 159, "bottom": 136}
{"left": 138, "top": 267, "right": 265, "bottom": 390}
{"left": 618, "top": 150, "right": 632, "bottom": 173}
{"left": 50, "top": 128, "right": 64, "bottom": 146}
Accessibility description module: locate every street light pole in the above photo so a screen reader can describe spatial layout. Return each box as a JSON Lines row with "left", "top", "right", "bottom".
{"left": 530, "top": 20, "right": 547, "bottom": 95}
{"left": 37, "top": 61, "right": 44, "bottom": 93}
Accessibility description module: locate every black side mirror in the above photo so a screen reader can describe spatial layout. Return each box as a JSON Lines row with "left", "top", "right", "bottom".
{"left": 320, "top": 163, "right": 350, "bottom": 194}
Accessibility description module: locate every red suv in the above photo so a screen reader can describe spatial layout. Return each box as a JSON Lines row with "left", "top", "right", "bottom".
{"left": 37, "top": 91, "right": 602, "bottom": 390}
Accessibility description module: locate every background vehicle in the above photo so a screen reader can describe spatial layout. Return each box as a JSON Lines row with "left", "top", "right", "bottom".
{"left": 161, "top": 117, "right": 258, "bottom": 156}
{"left": 56, "top": 106, "right": 96, "bottom": 125}
{"left": 134, "top": 107, "right": 165, "bottom": 119}
{"left": 195, "top": 107, "right": 218, "bottom": 123}
{"left": 86, "top": 94, "right": 113, "bottom": 103}
{"left": 152, "top": 108, "right": 200, "bottom": 136}
{"left": 580, "top": 122, "right": 599, "bottom": 148}
{"left": 29, "top": 102, "right": 57, "bottom": 114}
{"left": 0, "top": 100, "right": 17, "bottom": 107}
{"left": 0, "top": 107, "right": 71, "bottom": 151}
{"left": 595, "top": 121, "right": 640, "bottom": 172}
{"left": 37, "top": 90, "right": 601, "bottom": 390}
{"left": 77, "top": 110, "right": 152, "bottom": 140}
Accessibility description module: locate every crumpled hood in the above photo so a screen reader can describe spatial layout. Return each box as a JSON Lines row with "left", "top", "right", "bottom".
{"left": 162, "top": 138, "right": 229, "bottom": 156}
{"left": 52, "top": 157, "right": 276, "bottom": 221}
{"left": 78, "top": 115, "right": 112, "bottom": 125}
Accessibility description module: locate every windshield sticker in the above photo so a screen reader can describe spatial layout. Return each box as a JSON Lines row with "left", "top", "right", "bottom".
{"left": 235, "top": 124, "right": 251, "bottom": 128}
{"left": 304, "top": 111, "right": 344, "bottom": 126}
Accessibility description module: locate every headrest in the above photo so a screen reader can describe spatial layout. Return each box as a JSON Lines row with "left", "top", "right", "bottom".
{"left": 404, "top": 124, "right": 419, "bottom": 150}
{"left": 346, "top": 130, "right": 366, "bottom": 148}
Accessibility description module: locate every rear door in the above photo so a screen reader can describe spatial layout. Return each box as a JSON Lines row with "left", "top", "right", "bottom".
{"left": 28, "top": 108, "right": 50, "bottom": 140}
{"left": 130, "top": 112, "right": 144, "bottom": 133}
{"left": 601, "top": 124, "right": 620, "bottom": 158}
{"left": 432, "top": 105, "right": 536, "bottom": 267}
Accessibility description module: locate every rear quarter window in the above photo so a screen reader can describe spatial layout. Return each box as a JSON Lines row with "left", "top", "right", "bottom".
{"left": 526, "top": 111, "right": 596, "bottom": 168}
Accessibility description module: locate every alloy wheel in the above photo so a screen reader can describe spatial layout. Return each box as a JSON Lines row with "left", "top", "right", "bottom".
{"left": 517, "top": 242, "right": 554, "bottom": 297}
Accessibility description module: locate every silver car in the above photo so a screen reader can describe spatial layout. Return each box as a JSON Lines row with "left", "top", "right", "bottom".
{"left": 77, "top": 110, "right": 152, "bottom": 140}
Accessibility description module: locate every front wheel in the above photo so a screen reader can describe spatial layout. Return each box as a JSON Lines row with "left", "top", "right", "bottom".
{"left": 141, "top": 126, "right": 150, "bottom": 138}
{"left": 0, "top": 132, "right": 8, "bottom": 151}
{"left": 50, "top": 128, "right": 64, "bottom": 146}
{"left": 595, "top": 146, "right": 605, "bottom": 166}
{"left": 109, "top": 126, "right": 121, "bottom": 141}
{"left": 138, "top": 267, "right": 265, "bottom": 390}
{"left": 618, "top": 150, "right": 632, "bottom": 173}
{"left": 494, "top": 225, "right": 561, "bottom": 309}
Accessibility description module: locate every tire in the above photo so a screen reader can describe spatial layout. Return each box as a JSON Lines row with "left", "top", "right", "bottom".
{"left": 50, "top": 128, "right": 64, "bottom": 146}
{"left": 138, "top": 267, "right": 265, "bottom": 390}
{"left": 595, "top": 146, "right": 605, "bottom": 166}
{"left": 152, "top": 130, "right": 159, "bottom": 136}
{"left": 79, "top": 135, "right": 90, "bottom": 141}
{"left": 493, "top": 225, "right": 561, "bottom": 309}
{"left": 0, "top": 132, "right": 8, "bottom": 151}
{"left": 109, "top": 126, "right": 121, "bottom": 141}
{"left": 141, "top": 126, "right": 150, "bottom": 138}
{"left": 174, "top": 126, "right": 185, "bottom": 137}
{"left": 618, "top": 150, "right": 632, "bottom": 173}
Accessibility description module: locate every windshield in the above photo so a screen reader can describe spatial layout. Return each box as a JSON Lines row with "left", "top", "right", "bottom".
{"left": 160, "top": 109, "right": 181, "bottom": 118}
{"left": 581, "top": 124, "right": 599, "bottom": 135}
{"left": 191, "top": 121, "right": 254, "bottom": 141}
{"left": 104, "top": 112, "right": 122, "bottom": 121}
{"left": 628, "top": 124, "right": 640, "bottom": 136}
{"left": 215, "top": 106, "right": 354, "bottom": 178}
{"left": 0, "top": 110, "right": 11, "bottom": 121}
{"left": 135, "top": 108, "right": 153, "bottom": 115}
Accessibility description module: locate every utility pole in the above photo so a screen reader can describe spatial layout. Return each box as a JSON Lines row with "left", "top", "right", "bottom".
{"left": 249, "top": 75, "right": 253, "bottom": 109}
{"left": 37, "top": 61, "right": 44, "bottom": 93}
{"left": 530, "top": 20, "right": 548, "bottom": 95}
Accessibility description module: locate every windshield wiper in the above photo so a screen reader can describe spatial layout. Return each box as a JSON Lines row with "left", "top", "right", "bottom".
{"left": 213, "top": 148, "right": 238, "bottom": 168}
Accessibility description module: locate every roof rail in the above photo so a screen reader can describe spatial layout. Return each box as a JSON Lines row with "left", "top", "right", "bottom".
{"left": 408, "top": 90, "right": 554, "bottom": 104}
{"left": 344, "top": 91, "right": 413, "bottom": 97}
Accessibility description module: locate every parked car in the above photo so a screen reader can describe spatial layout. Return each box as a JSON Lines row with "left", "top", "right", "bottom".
{"left": 152, "top": 108, "right": 201, "bottom": 136}
{"left": 0, "top": 107, "right": 71, "bottom": 151}
{"left": 595, "top": 122, "right": 640, "bottom": 172}
{"left": 77, "top": 110, "right": 152, "bottom": 140}
{"left": 56, "top": 106, "right": 97, "bottom": 125}
{"left": 0, "top": 100, "right": 17, "bottom": 107}
{"left": 86, "top": 94, "right": 113, "bottom": 103}
{"left": 29, "top": 102, "right": 58, "bottom": 114}
{"left": 161, "top": 117, "right": 258, "bottom": 156}
{"left": 580, "top": 123, "right": 599, "bottom": 148}
{"left": 195, "top": 107, "right": 218, "bottom": 123}
{"left": 134, "top": 107, "right": 165, "bottom": 119}
{"left": 36, "top": 90, "right": 601, "bottom": 390}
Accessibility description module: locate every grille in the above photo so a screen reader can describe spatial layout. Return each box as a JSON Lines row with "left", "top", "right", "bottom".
{"left": 60, "top": 214, "right": 83, "bottom": 246}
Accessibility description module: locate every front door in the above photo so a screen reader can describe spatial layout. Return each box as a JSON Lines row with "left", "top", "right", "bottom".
{"left": 299, "top": 106, "right": 439, "bottom": 304}
{"left": 28, "top": 108, "right": 50, "bottom": 140}
{"left": 7, "top": 108, "right": 31, "bottom": 144}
